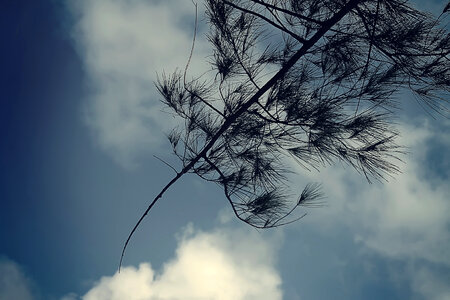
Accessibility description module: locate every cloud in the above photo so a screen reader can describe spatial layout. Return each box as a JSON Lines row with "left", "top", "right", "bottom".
{"left": 296, "top": 120, "right": 450, "bottom": 261}
{"left": 347, "top": 122, "right": 450, "bottom": 265}
{"left": 411, "top": 0, "right": 447, "bottom": 15}
{"left": 0, "top": 257, "right": 34, "bottom": 300}
{"left": 290, "top": 119, "right": 450, "bottom": 299}
{"left": 80, "top": 225, "right": 282, "bottom": 300}
{"left": 410, "top": 265, "right": 450, "bottom": 300}
{"left": 61, "top": 293, "right": 79, "bottom": 300}
{"left": 69, "top": 0, "right": 211, "bottom": 168}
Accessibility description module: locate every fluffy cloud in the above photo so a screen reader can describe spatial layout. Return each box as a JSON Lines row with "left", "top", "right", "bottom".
{"left": 0, "top": 257, "right": 34, "bottom": 300}
{"left": 80, "top": 225, "right": 282, "bottom": 300}
{"left": 69, "top": 0, "right": 211, "bottom": 168}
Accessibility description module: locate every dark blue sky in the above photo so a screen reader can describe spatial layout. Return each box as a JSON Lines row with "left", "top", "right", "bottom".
{"left": 1, "top": 1, "right": 449, "bottom": 299}
{"left": 2, "top": 0, "right": 101, "bottom": 295}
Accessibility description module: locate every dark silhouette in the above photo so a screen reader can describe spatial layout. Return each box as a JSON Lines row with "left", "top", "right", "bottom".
{"left": 120, "top": 0, "right": 449, "bottom": 270}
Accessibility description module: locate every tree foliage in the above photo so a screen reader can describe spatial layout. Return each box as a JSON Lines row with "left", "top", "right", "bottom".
{"left": 120, "top": 0, "right": 449, "bottom": 269}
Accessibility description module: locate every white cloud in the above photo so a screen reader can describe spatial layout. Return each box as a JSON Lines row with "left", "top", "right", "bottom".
{"left": 294, "top": 120, "right": 449, "bottom": 261}
{"left": 0, "top": 257, "right": 34, "bottom": 300}
{"left": 81, "top": 225, "right": 282, "bottom": 300}
{"left": 69, "top": 0, "right": 211, "bottom": 168}
{"left": 290, "top": 119, "right": 450, "bottom": 299}
{"left": 346, "top": 122, "right": 450, "bottom": 265}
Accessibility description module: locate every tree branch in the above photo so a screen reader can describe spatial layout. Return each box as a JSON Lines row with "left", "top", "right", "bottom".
{"left": 120, "top": 0, "right": 363, "bottom": 269}
{"left": 249, "top": 0, "right": 325, "bottom": 25}
{"left": 184, "top": 1, "right": 226, "bottom": 118}
{"left": 222, "top": 0, "right": 308, "bottom": 43}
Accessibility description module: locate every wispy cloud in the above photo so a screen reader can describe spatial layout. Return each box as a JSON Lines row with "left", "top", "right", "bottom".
{"left": 0, "top": 257, "right": 34, "bottom": 300}
{"left": 292, "top": 119, "right": 450, "bottom": 299}
{"left": 344, "top": 122, "right": 449, "bottom": 265}
{"left": 69, "top": 0, "right": 210, "bottom": 168}
{"left": 66, "top": 225, "right": 282, "bottom": 300}
{"left": 411, "top": 265, "right": 450, "bottom": 300}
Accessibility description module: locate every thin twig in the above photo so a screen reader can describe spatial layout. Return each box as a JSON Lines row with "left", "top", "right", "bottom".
{"left": 223, "top": 0, "right": 307, "bottom": 43}
{"left": 184, "top": 1, "right": 226, "bottom": 118}
{"left": 153, "top": 155, "right": 178, "bottom": 174}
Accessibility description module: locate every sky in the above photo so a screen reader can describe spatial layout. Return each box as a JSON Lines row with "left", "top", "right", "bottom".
{"left": 1, "top": 0, "right": 449, "bottom": 299}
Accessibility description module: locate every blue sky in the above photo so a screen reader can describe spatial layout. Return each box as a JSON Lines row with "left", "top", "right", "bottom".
{"left": 1, "top": 0, "right": 449, "bottom": 299}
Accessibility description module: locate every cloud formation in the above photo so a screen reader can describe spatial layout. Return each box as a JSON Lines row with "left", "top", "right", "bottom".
{"left": 0, "top": 257, "right": 34, "bottom": 300}
{"left": 67, "top": 1, "right": 449, "bottom": 298}
{"left": 409, "top": 265, "right": 450, "bottom": 300}
{"left": 293, "top": 120, "right": 450, "bottom": 299}
{"left": 80, "top": 225, "right": 282, "bottom": 300}
{"left": 69, "top": 0, "right": 210, "bottom": 168}
{"left": 347, "top": 122, "right": 449, "bottom": 264}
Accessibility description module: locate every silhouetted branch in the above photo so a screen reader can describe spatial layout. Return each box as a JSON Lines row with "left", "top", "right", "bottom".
{"left": 120, "top": 0, "right": 450, "bottom": 269}
{"left": 222, "top": 0, "right": 307, "bottom": 43}
{"left": 249, "top": 0, "right": 325, "bottom": 25}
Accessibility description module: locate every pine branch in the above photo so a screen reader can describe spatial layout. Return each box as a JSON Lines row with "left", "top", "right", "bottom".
{"left": 120, "top": 0, "right": 364, "bottom": 269}
{"left": 222, "top": 0, "right": 308, "bottom": 43}
{"left": 249, "top": 0, "right": 325, "bottom": 25}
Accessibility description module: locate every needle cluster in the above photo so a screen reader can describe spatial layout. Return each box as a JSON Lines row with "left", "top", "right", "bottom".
{"left": 156, "top": 0, "right": 449, "bottom": 228}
